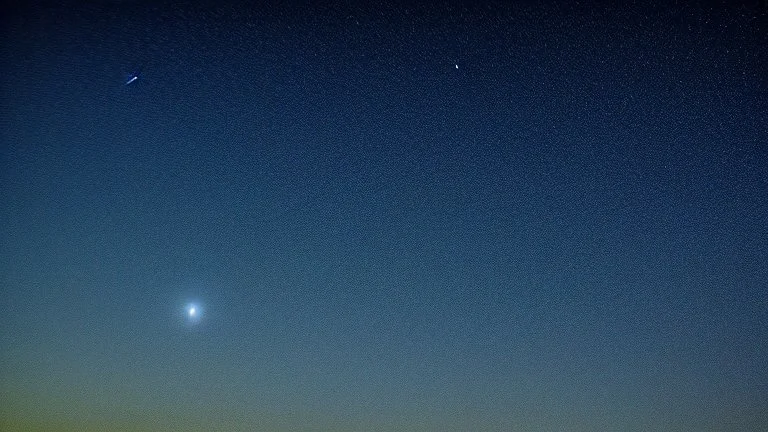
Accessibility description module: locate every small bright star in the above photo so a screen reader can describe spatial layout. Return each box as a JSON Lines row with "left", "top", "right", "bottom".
{"left": 184, "top": 302, "right": 203, "bottom": 323}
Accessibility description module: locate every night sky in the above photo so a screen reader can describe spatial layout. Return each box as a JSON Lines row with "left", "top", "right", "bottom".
{"left": 1, "top": 1, "right": 767, "bottom": 430}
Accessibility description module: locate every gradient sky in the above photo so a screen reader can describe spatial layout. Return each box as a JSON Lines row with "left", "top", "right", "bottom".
{"left": 1, "top": 1, "right": 767, "bottom": 431}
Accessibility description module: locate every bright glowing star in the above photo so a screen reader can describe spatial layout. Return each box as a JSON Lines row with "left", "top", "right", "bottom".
{"left": 185, "top": 302, "right": 202, "bottom": 323}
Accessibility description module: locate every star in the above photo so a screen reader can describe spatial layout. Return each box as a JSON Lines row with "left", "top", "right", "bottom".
{"left": 185, "top": 302, "right": 203, "bottom": 324}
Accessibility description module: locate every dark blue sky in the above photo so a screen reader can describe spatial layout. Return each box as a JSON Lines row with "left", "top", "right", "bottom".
{"left": 1, "top": 1, "right": 767, "bottom": 430}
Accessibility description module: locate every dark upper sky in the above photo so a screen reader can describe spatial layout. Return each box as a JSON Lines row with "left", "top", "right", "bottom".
{"left": 1, "top": 1, "right": 766, "bottom": 430}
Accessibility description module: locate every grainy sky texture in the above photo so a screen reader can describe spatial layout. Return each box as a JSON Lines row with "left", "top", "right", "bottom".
{"left": 1, "top": 1, "right": 767, "bottom": 431}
